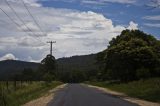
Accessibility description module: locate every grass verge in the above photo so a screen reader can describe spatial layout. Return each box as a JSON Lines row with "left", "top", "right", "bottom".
{"left": 86, "top": 78, "right": 160, "bottom": 103}
{"left": 0, "top": 81, "right": 63, "bottom": 106}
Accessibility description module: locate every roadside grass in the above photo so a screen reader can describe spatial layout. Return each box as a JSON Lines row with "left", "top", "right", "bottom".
{"left": 86, "top": 78, "right": 160, "bottom": 103}
{"left": 0, "top": 81, "right": 63, "bottom": 106}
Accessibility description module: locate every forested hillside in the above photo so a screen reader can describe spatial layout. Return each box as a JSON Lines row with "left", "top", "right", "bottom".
{"left": 57, "top": 54, "right": 97, "bottom": 72}
{"left": 0, "top": 54, "right": 98, "bottom": 80}
{"left": 0, "top": 60, "right": 39, "bottom": 80}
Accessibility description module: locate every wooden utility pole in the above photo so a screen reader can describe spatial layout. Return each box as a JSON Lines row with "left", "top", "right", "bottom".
{"left": 47, "top": 41, "right": 56, "bottom": 55}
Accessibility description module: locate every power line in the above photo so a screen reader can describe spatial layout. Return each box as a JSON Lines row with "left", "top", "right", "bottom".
{"left": 0, "top": 7, "right": 34, "bottom": 36}
{"left": 2, "top": 0, "right": 45, "bottom": 44}
{"left": 0, "top": 7, "right": 22, "bottom": 29}
{"left": 4, "top": 0, "right": 39, "bottom": 37}
{"left": 0, "top": 7, "right": 43, "bottom": 44}
{"left": 21, "top": 0, "right": 47, "bottom": 36}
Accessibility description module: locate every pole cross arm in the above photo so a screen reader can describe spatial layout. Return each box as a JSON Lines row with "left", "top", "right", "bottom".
{"left": 47, "top": 41, "right": 56, "bottom": 55}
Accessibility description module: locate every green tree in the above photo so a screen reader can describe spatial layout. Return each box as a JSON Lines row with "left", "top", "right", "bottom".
{"left": 40, "top": 54, "right": 56, "bottom": 81}
{"left": 98, "top": 30, "right": 160, "bottom": 82}
{"left": 136, "top": 67, "right": 150, "bottom": 79}
{"left": 21, "top": 68, "right": 35, "bottom": 81}
{"left": 41, "top": 55, "right": 56, "bottom": 71}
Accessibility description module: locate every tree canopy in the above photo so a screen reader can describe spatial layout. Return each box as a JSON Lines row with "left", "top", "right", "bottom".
{"left": 40, "top": 54, "right": 56, "bottom": 81}
{"left": 41, "top": 54, "right": 56, "bottom": 72}
{"left": 97, "top": 30, "right": 160, "bottom": 82}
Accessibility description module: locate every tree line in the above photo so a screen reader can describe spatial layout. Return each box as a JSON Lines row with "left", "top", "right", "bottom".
{"left": 7, "top": 29, "right": 160, "bottom": 83}
{"left": 97, "top": 30, "right": 160, "bottom": 82}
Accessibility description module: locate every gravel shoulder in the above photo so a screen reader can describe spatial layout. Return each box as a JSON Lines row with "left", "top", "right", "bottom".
{"left": 85, "top": 84, "right": 160, "bottom": 106}
{"left": 23, "top": 84, "right": 67, "bottom": 106}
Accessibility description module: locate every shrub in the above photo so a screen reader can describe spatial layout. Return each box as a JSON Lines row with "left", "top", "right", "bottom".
{"left": 136, "top": 68, "right": 150, "bottom": 79}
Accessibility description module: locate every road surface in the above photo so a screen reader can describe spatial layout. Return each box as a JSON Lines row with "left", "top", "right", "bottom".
{"left": 47, "top": 84, "right": 138, "bottom": 106}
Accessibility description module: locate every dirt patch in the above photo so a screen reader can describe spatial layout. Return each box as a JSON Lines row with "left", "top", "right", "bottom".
{"left": 23, "top": 84, "right": 67, "bottom": 106}
{"left": 85, "top": 84, "right": 160, "bottom": 106}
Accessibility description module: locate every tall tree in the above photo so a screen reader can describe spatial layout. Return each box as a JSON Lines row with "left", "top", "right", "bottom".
{"left": 40, "top": 54, "right": 56, "bottom": 81}
{"left": 98, "top": 30, "right": 160, "bottom": 82}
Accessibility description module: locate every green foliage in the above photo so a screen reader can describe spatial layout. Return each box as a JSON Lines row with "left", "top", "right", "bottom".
{"left": 57, "top": 54, "right": 97, "bottom": 72}
{"left": 0, "top": 60, "right": 39, "bottom": 80}
{"left": 0, "top": 81, "right": 62, "bottom": 106}
{"left": 0, "top": 54, "right": 99, "bottom": 82}
{"left": 96, "top": 51, "right": 106, "bottom": 71}
{"left": 59, "top": 70, "right": 86, "bottom": 83}
{"left": 55, "top": 54, "right": 99, "bottom": 82}
{"left": 87, "top": 78, "right": 160, "bottom": 103}
{"left": 39, "top": 54, "right": 56, "bottom": 81}
{"left": 0, "top": 85, "right": 9, "bottom": 106}
{"left": 43, "top": 73, "right": 55, "bottom": 82}
{"left": 41, "top": 54, "right": 56, "bottom": 73}
{"left": 136, "top": 68, "right": 150, "bottom": 79}
{"left": 97, "top": 30, "right": 160, "bottom": 81}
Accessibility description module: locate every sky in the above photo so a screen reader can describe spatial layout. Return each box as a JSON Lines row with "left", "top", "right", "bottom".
{"left": 0, "top": 0, "right": 159, "bottom": 62}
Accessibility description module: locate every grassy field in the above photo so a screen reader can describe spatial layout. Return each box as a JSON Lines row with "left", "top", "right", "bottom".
{"left": 87, "top": 78, "right": 160, "bottom": 103}
{"left": 0, "top": 81, "right": 63, "bottom": 106}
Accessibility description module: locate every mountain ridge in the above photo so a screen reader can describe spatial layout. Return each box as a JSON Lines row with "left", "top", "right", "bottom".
{"left": 0, "top": 54, "right": 98, "bottom": 80}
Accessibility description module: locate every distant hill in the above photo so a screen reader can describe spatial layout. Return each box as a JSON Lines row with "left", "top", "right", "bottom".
{"left": 0, "top": 54, "right": 98, "bottom": 80}
{"left": 0, "top": 60, "right": 40, "bottom": 80}
{"left": 57, "top": 54, "right": 98, "bottom": 72}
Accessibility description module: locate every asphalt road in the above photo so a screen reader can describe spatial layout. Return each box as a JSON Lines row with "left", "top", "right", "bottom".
{"left": 47, "top": 84, "right": 139, "bottom": 106}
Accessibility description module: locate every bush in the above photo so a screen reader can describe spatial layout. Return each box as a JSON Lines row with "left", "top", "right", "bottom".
{"left": 43, "top": 73, "right": 55, "bottom": 82}
{"left": 0, "top": 85, "right": 9, "bottom": 106}
{"left": 136, "top": 68, "right": 150, "bottom": 79}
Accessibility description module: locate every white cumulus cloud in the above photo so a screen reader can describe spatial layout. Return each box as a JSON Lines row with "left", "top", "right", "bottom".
{"left": 0, "top": 0, "right": 138, "bottom": 61}
{"left": 127, "top": 21, "right": 138, "bottom": 30}
{"left": 0, "top": 53, "right": 18, "bottom": 61}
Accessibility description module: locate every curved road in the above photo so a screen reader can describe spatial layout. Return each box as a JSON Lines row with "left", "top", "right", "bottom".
{"left": 48, "top": 84, "right": 138, "bottom": 106}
